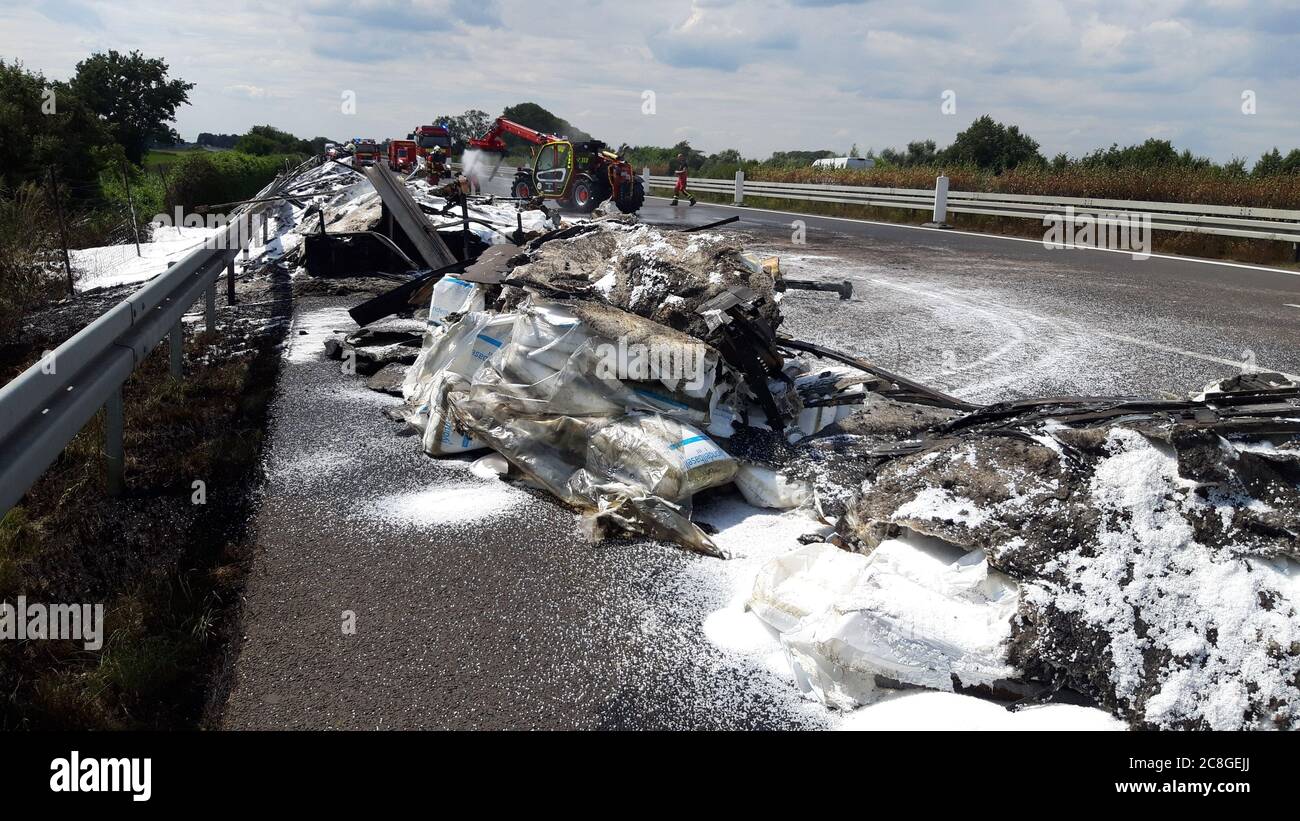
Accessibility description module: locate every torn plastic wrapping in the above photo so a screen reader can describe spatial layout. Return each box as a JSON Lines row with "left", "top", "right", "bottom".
{"left": 427, "top": 275, "right": 486, "bottom": 329}
{"left": 399, "top": 311, "right": 517, "bottom": 459}
{"left": 733, "top": 462, "right": 813, "bottom": 509}
{"left": 421, "top": 372, "right": 484, "bottom": 456}
{"left": 439, "top": 298, "right": 742, "bottom": 556}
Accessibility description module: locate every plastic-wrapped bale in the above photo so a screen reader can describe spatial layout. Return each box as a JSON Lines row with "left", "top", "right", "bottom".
{"left": 445, "top": 297, "right": 741, "bottom": 555}
{"left": 401, "top": 310, "right": 516, "bottom": 454}
{"left": 583, "top": 415, "right": 737, "bottom": 502}
{"left": 463, "top": 299, "right": 731, "bottom": 425}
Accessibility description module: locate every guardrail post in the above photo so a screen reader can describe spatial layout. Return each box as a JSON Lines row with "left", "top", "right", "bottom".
{"left": 169, "top": 320, "right": 183, "bottom": 378}
{"left": 205, "top": 282, "right": 217, "bottom": 332}
{"left": 105, "top": 387, "right": 124, "bottom": 496}
{"left": 734, "top": 170, "right": 745, "bottom": 206}
{"left": 924, "top": 175, "right": 952, "bottom": 228}
{"left": 226, "top": 258, "right": 236, "bottom": 306}
{"left": 261, "top": 213, "right": 269, "bottom": 246}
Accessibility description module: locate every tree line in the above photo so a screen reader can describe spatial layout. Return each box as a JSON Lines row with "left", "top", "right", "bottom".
{"left": 621, "top": 114, "right": 1300, "bottom": 179}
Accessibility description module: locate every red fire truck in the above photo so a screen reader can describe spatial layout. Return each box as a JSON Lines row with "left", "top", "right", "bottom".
{"left": 410, "top": 125, "right": 452, "bottom": 161}
{"left": 387, "top": 139, "right": 420, "bottom": 172}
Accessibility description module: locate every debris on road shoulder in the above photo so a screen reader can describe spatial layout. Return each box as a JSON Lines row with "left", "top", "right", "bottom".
{"left": 264, "top": 154, "right": 1300, "bottom": 731}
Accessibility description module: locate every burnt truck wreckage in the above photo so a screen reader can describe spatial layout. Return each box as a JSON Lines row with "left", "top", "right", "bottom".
{"left": 247, "top": 153, "right": 1300, "bottom": 731}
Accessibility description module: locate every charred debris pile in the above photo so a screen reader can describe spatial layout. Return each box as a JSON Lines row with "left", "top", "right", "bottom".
{"left": 278, "top": 159, "right": 1300, "bottom": 731}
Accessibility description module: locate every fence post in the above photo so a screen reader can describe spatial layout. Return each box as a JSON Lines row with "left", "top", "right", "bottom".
{"left": 734, "top": 170, "right": 745, "bottom": 206}
{"left": 121, "top": 160, "right": 143, "bottom": 257}
{"left": 205, "top": 281, "right": 217, "bottom": 333}
{"left": 46, "top": 167, "right": 75, "bottom": 295}
{"left": 169, "top": 319, "right": 183, "bottom": 378}
{"left": 105, "top": 387, "right": 124, "bottom": 496}
{"left": 925, "top": 175, "right": 952, "bottom": 228}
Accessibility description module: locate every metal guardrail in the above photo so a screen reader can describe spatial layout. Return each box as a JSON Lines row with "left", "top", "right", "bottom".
{"left": 0, "top": 157, "right": 320, "bottom": 517}
{"left": 644, "top": 172, "right": 1300, "bottom": 243}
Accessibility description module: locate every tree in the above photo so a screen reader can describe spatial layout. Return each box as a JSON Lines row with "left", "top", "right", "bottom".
{"left": 0, "top": 60, "right": 112, "bottom": 200}
{"left": 766, "top": 149, "right": 836, "bottom": 167}
{"left": 1252, "top": 148, "right": 1300, "bottom": 177}
{"left": 433, "top": 109, "right": 491, "bottom": 152}
{"left": 71, "top": 50, "right": 193, "bottom": 166}
{"left": 496, "top": 102, "right": 590, "bottom": 154}
{"left": 1077, "top": 138, "right": 1210, "bottom": 170}
{"left": 197, "top": 132, "right": 240, "bottom": 149}
{"left": 1224, "top": 156, "right": 1249, "bottom": 177}
{"left": 941, "top": 115, "right": 1043, "bottom": 173}
{"left": 877, "top": 139, "right": 938, "bottom": 168}
{"left": 234, "top": 124, "right": 311, "bottom": 156}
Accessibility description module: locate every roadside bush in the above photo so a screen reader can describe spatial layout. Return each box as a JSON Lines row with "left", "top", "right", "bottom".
{"left": 0, "top": 184, "right": 65, "bottom": 341}
{"left": 162, "top": 151, "right": 298, "bottom": 214}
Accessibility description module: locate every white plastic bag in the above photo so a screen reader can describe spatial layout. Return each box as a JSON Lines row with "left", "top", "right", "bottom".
{"left": 428, "top": 275, "right": 485, "bottom": 328}
{"left": 733, "top": 462, "right": 814, "bottom": 510}
{"left": 402, "top": 310, "right": 516, "bottom": 405}
{"left": 585, "top": 415, "right": 737, "bottom": 502}
{"left": 421, "top": 373, "right": 486, "bottom": 455}
{"left": 750, "top": 540, "right": 1021, "bottom": 709}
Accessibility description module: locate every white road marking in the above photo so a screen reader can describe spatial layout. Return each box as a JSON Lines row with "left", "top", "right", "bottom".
{"left": 647, "top": 195, "right": 1300, "bottom": 278}
{"left": 1286, "top": 303, "right": 1300, "bottom": 309}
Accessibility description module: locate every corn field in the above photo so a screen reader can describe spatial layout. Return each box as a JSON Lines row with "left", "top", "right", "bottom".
{"left": 743, "top": 165, "right": 1300, "bottom": 210}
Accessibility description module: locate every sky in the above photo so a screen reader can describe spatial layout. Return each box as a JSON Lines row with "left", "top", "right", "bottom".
{"left": 1, "top": 0, "right": 1297, "bottom": 163}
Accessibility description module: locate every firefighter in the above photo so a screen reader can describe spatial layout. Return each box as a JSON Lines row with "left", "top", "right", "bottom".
{"left": 669, "top": 153, "right": 696, "bottom": 206}
{"left": 426, "top": 145, "right": 448, "bottom": 181}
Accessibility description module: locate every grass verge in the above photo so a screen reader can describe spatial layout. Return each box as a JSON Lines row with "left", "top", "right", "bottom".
{"left": 0, "top": 309, "right": 286, "bottom": 729}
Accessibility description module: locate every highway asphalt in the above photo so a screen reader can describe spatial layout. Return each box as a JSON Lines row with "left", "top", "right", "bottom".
{"left": 221, "top": 184, "right": 1299, "bottom": 730}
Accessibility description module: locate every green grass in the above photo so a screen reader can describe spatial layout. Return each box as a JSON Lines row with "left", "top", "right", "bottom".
{"left": 143, "top": 146, "right": 210, "bottom": 169}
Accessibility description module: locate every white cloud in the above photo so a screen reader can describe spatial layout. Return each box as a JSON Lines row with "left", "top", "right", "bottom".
{"left": 223, "top": 84, "right": 273, "bottom": 99}
{"left": 0, "top": 0, "right": 1296, "bottom": 163}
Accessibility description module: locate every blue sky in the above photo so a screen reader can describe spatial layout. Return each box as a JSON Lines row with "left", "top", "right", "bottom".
{"left": 1, "top": 0, "right": 1296, "bottom": 162}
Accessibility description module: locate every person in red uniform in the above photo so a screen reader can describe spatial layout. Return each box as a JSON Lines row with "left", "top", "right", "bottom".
{"left": 669, "top": 153, "right": 696, "bottom": 206}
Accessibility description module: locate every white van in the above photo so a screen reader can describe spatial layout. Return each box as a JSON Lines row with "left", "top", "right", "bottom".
{"left": 812, "top": 156, "right": 874, "bottom": 169}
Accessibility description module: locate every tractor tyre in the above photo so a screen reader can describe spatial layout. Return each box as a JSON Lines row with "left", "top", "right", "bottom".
{"left": 616, "top": 177, "right": 646, "bottom": 214}
{"left": 511, "top": 175, "right": 534, "bottom": 199}
{"left": 569, "top": 175, "right": 600, "bottom": 213}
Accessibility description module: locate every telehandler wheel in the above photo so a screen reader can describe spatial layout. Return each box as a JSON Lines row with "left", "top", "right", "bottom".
{"left": 511, "top": 176, "right": 534, "bottom": 199}
{"left": 616, "top": 177, "right": 646, "bottom": 214}
{"left": 569, "top": 175, "right": 600, "bottom": 213}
